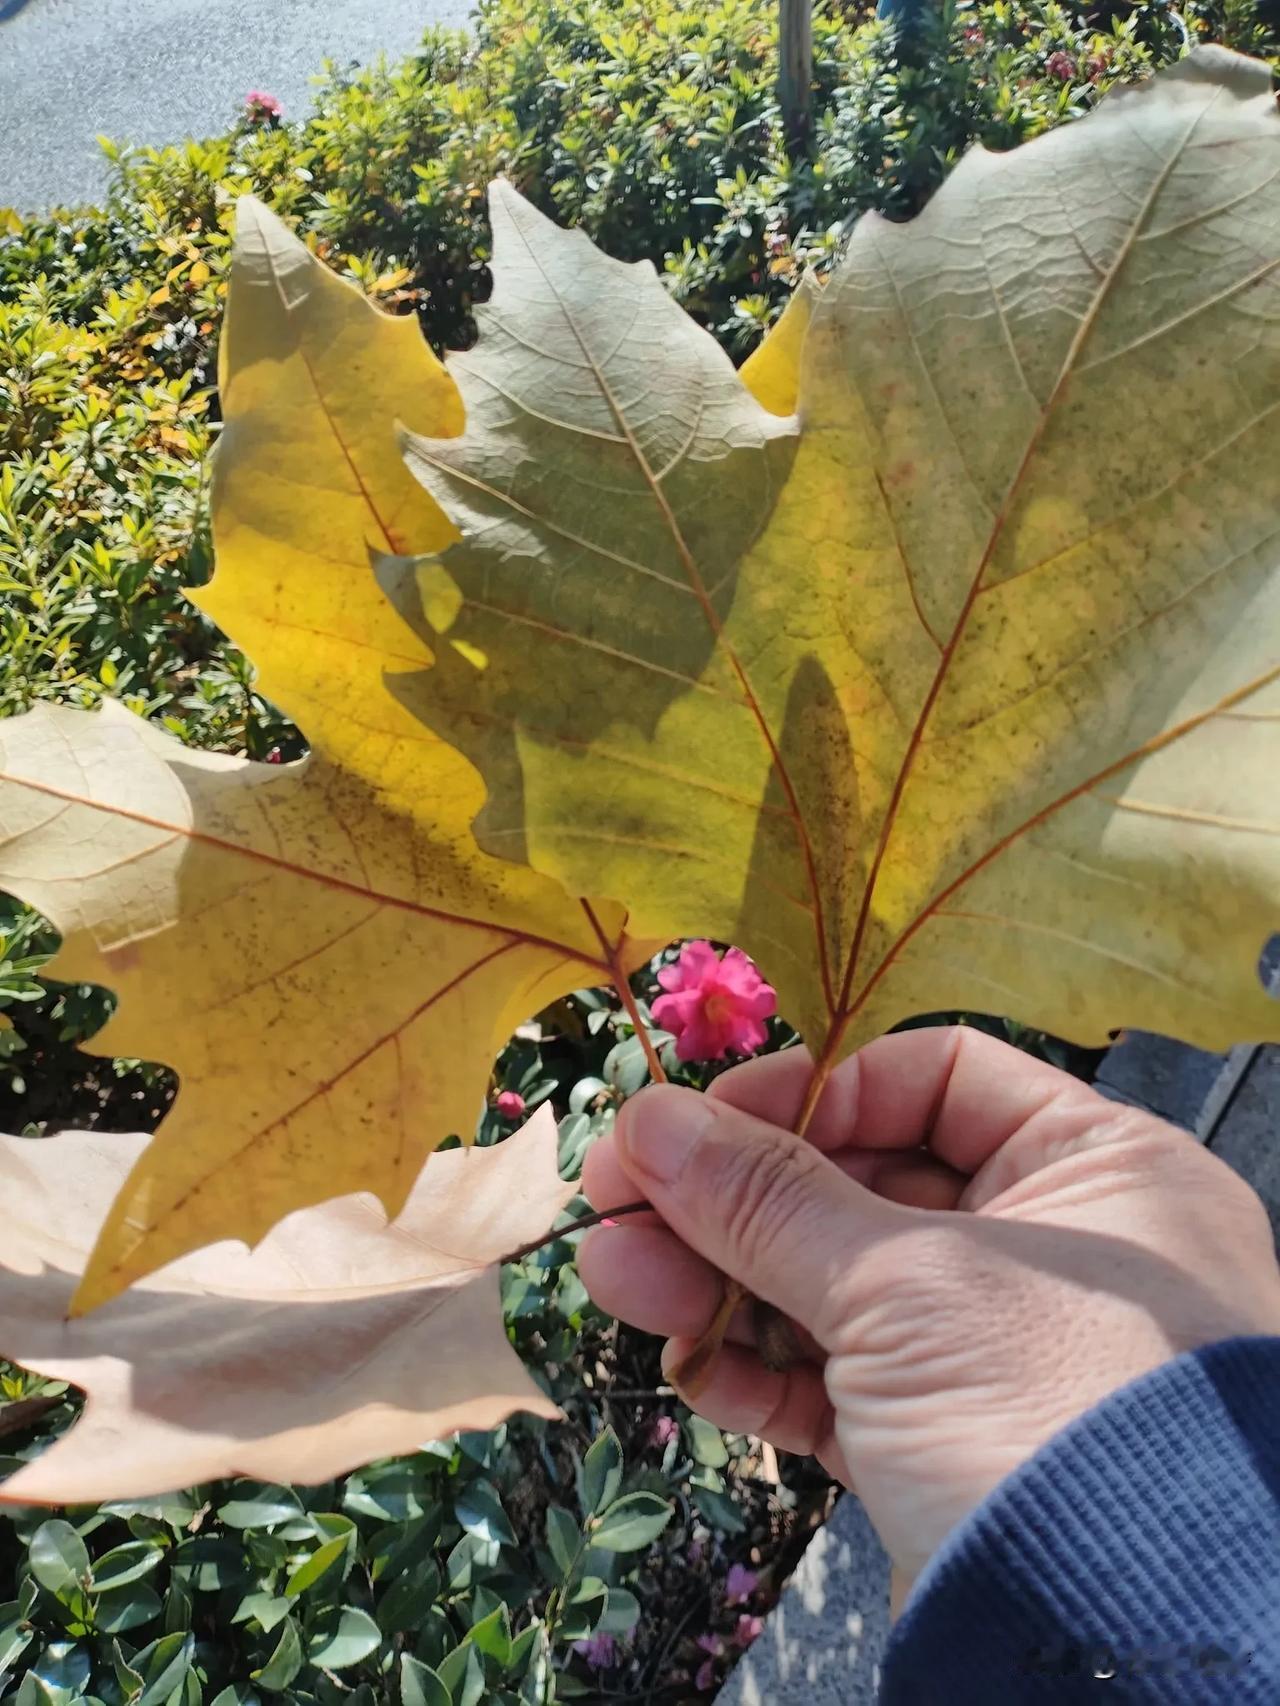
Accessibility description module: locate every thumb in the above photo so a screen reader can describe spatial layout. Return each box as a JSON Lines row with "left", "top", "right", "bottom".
{"left": 615, "top": 1082, "right": 896, "bottom": 1344}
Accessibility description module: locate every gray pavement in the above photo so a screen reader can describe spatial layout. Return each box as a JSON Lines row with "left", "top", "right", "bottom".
{"left": 0, "top": 0, "right": 471, "bottom": 213}
{"left": 718, "top": 1495, "right": 889, "bottom": 1706}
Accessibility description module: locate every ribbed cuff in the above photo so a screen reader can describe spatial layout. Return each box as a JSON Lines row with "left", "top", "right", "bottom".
{"left": 881, "top": 1336, "right": 1280, "bottom": 1704}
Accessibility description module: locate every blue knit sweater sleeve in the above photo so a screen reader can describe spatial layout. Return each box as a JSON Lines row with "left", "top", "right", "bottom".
{"left": 880, "top": 1337, "right": 1280, "bottom": 1704}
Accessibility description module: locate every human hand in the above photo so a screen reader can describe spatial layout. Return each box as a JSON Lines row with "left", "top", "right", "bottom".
{"left": 577, "top": 1027, "right": 1280, "bottom": 1581}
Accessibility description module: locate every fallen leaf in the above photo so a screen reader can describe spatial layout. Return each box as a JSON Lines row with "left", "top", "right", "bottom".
{"left": 200, "top": 196, "right": 465, "bottom": 801}
{"left": 0, "top": 695, "right": 627, "bottom": 1316}
{"left": 386, "top": 177, "right": 800, "bottom": 1001}
{"left": 396, "top": 49, "right": 1280, "bottom": 1070}
{"left": 0, "top": 199, "right": 649, "bottom": 1311}
{"left": 0, "top": 1107, "right": 572, "bottom": 1502}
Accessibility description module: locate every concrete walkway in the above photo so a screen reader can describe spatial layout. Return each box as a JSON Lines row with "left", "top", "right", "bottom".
{"left": 0, "top": 0, "right": 469, "bottom": 212}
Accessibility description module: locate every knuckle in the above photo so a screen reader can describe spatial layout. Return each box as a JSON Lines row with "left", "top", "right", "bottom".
{"left": 718, "top": 1136, "right": 826, "bottom": 1272}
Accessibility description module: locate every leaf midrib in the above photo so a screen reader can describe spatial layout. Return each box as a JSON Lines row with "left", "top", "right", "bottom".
{"left": 828, "top": 86, "right": 1228, "bottom": 1042}
{"left": 2, "top": 765, "right": 611, "bottom": 975}
{"left": 846, "top": 663, "right": 1280, "bottom": 1032}
{"left": 496, "top": 195, "right": 838, "bottom": 1011}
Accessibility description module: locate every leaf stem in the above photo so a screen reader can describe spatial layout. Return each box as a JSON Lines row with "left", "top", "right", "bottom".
{"left": 499, "top": 1199, "right": 650, "bottom": 1266}
{"left": 674, "top": 1046, "right": 837, "bottom": 1394}
{"left": 614, "top": 972, "right": 667, "bottom": 1085}
{"left": 793, "top": 1044, "right": 836, "bottom": 1137}
{"left": 578, "top": 899, "right": 670, "bottom": 1088}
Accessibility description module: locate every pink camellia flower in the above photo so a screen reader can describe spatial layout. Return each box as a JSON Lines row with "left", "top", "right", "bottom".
{"left": 1045, "top": 50, "right": 1077, "bottom": 81}
{"left": 494, "top": 1089, "right": 526, "bottom": 1120}
{"left": 652, "top": 942, "right": 776, "bottom": 1063}
{"left": 725, "top": 1563, "right": 759, "bottom": 1605}
{"left": 573, "top": 1632, "right": 617, "bottom": 1670}
{"left": 245, "top": 89, "right": 283, "bottom": 124}
{"left": 734, "top": 1613, "right": 765, "bottom": 1647}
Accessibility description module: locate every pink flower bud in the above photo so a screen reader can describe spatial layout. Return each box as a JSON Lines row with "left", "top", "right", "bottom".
{"left": 650, "top": 1414, "right": 679, "bottom": 1449}
{"left": 494, "top": 1089, "right": 526, "bottom": 1120}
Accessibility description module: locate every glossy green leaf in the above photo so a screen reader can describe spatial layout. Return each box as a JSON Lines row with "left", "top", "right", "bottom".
{"left": 110, "top": 1639, "right": 144, "bottom": 1697}
{"left": 580, "top": 1430, "right": 622, "bottom": 1516}
{"left": 437, "top": 1642, "right": 485, "bottom": 1706}
{"left": 232, "top": 1592, "right": 297, "bottom": 1635}
{"left": 15, "top": 1675, "right": 58, "bottom": 1706}
{"left": 599, "top": 1587, "right": 641, "bottom": 1636}
{"left": 216, "top": 1491, "right": 303, "bottom": 1531}
{"left": 93, "top": 1582, "right": 163, "bottom": 1635}
{"left": 90, "top": 1542, "right": 166, "bottom": 1593}
{"left": 168, "top": 1538, "right": 251, "bottom": 1594}
{"left": 465, "top": 1603, "right": 512, "bottom": 1667}
{"left": 306, "top": 1606, "right": 382, "bottom": 1670}
{"left": 252, "top": 1618, "right": 303, "bottom": 1693}
{"left": 167, "top": 1675, "right": 201, "bottom": 1706}
{"left": 27, "top": 1522, "right": 90, "bottom": 1604}
{"left": 161, "top": 1578, "right": 192, "bottom": 1639}
{"left": 454, "top": 1481, "right": 516, "bottom": 1549}
{"left": 455, "top": 1531, "right": 503, "bottom": 1595}
{"left": 0, "top": 1600, "right": 34, "bottom": 1671}
{"left": 694, "top": 1483, "right": 747, "bottom": 1535}
{"left": 342, "top": 1465, "right": 434, "bottom": 1525}
{"left": 590, "top": 1493, "right": 672, "bottom": 1553}
{"left": 685, "top": 1415, "right": 729, "bottom": 1468}
{"left": 399, "top": 1655, "right": 450, "bottom": 1706}
{"left": 558, "top": 1577, "right": 607, "bottom": 1641}
{"left": 505, "top": 1623, "right": 540, "bottom": 1675}
{"left": 133, "top": 1632, "right": 195, "bottom": 1706}
{"left": 28, "top": 1641, "right": 90, "bottom": 1704}
{"left": 370, "top": 1512, "right": 439, "bottom": 1582}
{"left": 284, "top": 1533, "right": 350, "bottom": 1598}
{"left": 100, "top": 1496, "right": 201, "bottom": 1530}
{"left": 376, "top": 1568, "right": 437, "bottom": 1637}
{"left": 544, "top": 1506, "right": 579, "bottom": 1582}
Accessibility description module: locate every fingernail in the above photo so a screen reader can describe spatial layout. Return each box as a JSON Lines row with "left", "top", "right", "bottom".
{"left": 620, "top": 1087, "right": 716, "bottom": 1185}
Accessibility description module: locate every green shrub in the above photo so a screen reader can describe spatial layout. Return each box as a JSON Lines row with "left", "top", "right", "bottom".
{"left": 3, "top": 0, "right": 1275, "bottom": 751}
